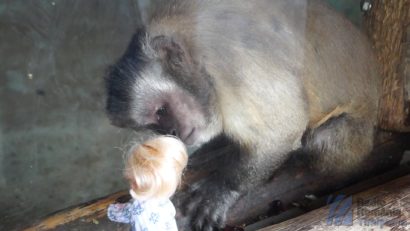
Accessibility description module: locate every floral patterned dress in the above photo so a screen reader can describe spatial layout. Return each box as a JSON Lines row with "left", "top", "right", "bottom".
{"left": 108, "top": 198, "right": 178, "bottom": 231}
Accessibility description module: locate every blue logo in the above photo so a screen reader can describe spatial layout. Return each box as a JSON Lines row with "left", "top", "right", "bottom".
{"left": 327, "top": 194, "right": 353, "bottom": 226}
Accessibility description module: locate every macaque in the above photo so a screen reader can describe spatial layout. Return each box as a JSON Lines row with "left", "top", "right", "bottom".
{"left": 105, "top": 0, "right": 380, "bottom": 230}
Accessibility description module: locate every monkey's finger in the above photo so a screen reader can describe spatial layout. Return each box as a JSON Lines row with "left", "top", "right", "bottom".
{"left": 215, "top": 210, "right": 227, "bottom": 229}
{"left": 184, "top": 194, "right": 203, "bottom": 215}
{"left": 203, "top": 222, "right": 216, "bottom": 231}
{"left": 172, "top": 191, "right": 189, "bottom": 207}
{"left": 192, "top": 204, "right": 212, "bottom": 231}
{"left": 189, "top": 180, "right": 205, "bottom": 193}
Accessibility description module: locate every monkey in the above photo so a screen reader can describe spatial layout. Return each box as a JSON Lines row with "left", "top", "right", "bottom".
{"left": 105, "top": 0, "right": 380, "bottom": 230}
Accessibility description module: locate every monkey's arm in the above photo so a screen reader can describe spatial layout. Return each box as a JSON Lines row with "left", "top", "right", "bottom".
{"left": 175, "top": 139, "right": 288, "bottom": 231}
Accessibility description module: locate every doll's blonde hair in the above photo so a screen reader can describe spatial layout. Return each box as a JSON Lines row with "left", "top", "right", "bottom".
{"left": 125, "top": 136, "right": 188, "bottom": 199}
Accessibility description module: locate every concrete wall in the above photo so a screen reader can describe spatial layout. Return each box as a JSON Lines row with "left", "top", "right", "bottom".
{"left": 0, "top": 1, "right": 143, "bottom": 229}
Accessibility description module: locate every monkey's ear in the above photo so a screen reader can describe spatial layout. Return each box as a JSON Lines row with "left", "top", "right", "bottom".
{"left": 119, "top": 27, "right": 147, "bottom": 61}
{"left": 150, "top": 36, "right": 193, "bottom": 71}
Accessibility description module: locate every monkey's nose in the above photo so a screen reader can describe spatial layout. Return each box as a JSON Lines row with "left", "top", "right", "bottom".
{"left": 170, "top": 129, "right": 178, "bottom": 137}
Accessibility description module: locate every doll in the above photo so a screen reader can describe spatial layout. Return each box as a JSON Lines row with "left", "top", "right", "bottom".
{"left": 107, "top": 136, "right": 188, "bottom": 231}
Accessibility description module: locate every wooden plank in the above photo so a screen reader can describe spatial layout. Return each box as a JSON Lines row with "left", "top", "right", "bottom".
{"left": 404, "top": 25, "right": 410, "bottom": 126}
{"left": 364, "top": 0, "right": 410, "bottom": 132}
{"left": 23, "top": 191, "right": 130, "bottom": 231}
{"left": 259, "top": 175, "right": 410, "bottom": 231}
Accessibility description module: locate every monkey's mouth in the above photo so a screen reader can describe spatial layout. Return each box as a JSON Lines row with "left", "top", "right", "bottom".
{"left": 182, "top": 128, "right": 196, "bottom": 145}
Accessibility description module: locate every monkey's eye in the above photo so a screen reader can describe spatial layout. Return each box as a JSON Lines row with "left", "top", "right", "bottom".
{"left": 155, "top": 106, "right": 167, "bottom": 119}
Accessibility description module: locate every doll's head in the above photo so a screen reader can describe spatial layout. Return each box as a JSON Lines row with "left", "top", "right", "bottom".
{"left": 125, "top": 136, "right": 188, "bottom": 200}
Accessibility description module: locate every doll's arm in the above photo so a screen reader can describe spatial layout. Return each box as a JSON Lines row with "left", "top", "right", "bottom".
{"left": 107, "top": 202, "right": 133, "bottom": 223}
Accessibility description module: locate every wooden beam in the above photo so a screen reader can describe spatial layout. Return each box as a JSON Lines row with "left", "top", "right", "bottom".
{"left": 259, "top": 175, "right": 410, "bottom": 231}
{"left": 22, "top": 191, "right": 130, "bottom": 231}
{"left": 364, "top": 0, "right": 410, "bottom": 132}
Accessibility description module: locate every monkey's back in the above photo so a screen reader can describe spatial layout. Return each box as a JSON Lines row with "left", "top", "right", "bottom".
{"left": 148, "top": 0, "right": 380, "bottom": 145}
{"left": 302, "top": 1, "right": 380, "bottom": 127}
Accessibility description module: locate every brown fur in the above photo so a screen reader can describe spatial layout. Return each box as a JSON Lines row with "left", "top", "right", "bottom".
{"left": 105, "top": 1, "right": 381, "bottom": 229}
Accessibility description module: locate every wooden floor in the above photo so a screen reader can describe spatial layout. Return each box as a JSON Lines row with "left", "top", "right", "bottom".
{"left": 22, "top": 134, "right": 410, "bottom": 231}
{"left": 260, "top": 175, "right": 410, "bottom": 231}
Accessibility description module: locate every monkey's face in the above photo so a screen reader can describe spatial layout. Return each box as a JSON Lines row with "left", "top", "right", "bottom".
{"left": 105, "top": 30, "right": 222, "bottom": 147}
{"left": 129, "top": 64, "right": 211, "bottom": 146}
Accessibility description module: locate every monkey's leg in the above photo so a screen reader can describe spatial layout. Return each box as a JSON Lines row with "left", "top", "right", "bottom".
{"left": 302, "top": 113, "right": 375, "bottom": 175}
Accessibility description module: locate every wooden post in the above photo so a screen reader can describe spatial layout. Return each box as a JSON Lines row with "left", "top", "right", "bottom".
{"left": 364, "top": 0, "right": 410, "bottom": 132}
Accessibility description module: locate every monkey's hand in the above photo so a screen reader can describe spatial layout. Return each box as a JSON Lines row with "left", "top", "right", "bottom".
{"left": 174, "top": 175, "right": 241, "bottom": 231}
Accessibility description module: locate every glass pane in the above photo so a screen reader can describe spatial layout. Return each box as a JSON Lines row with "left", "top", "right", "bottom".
{"left": 0, "top": 1, "right": 142, "bottom": 229}
{"left": 1, "top": 0, "right": 374, "bottom": 230}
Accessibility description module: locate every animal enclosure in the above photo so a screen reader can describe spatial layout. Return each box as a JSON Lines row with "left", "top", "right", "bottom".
{"left": 1, "top": 0, "right": 409, "bottom": 230}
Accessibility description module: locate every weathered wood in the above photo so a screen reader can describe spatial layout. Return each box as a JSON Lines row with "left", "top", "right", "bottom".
{"left": 259, "top": 174, "right": 410, "bottom": 231}
{"left": 22, "top": 133, "right": 409, "bottom": 231}
{"left": 23, "top": 191, "right": 130, "bottom": 231}
{"left": 405, "top": 25, "right": 410, "bottom": 126}
{"left": 364, "top": 0, "right": 410, "bottom": 132}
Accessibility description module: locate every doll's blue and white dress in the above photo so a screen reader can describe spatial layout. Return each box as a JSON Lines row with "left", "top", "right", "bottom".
{"left": 108, "top": 197, "right": 178, "bottom": 231}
